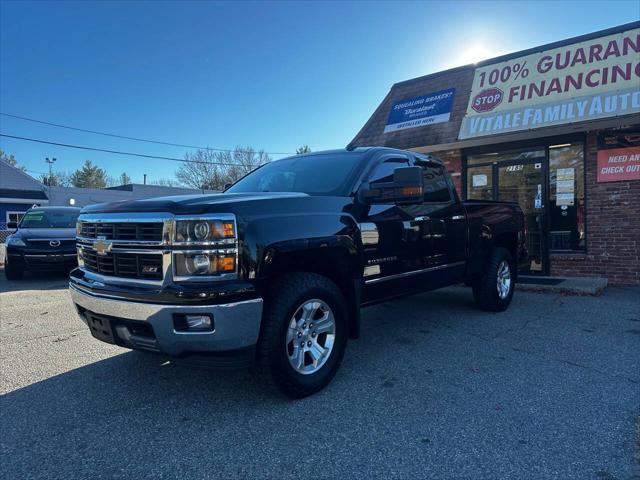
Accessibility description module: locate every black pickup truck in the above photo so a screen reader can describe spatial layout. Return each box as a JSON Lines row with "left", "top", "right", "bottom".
{"left": 70, "top": 147, "right": 526, "bottom": 397}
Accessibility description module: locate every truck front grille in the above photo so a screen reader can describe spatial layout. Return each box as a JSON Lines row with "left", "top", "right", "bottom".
{"left": 79, "top": 222, "right": 163, "bottom": 242}
{"left": 80, "top": 249, "right": 163, "bottom": 280}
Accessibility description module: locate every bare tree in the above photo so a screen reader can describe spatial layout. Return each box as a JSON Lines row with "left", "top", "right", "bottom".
{"left": 40, "top": 171, "right": 73, "bottom": 187}
{"left": 1, "top": 149, "right": 26, "bottom": 172}
{"left": 176, "top": 146, "right": 270, "bottom": 190}
{"left": 119, "top": 172, "right": 132, "bottom": 185}
{"left": 296, "top": 145, "right": 311, "bottom": 154}
{"left": 151, "top": 178, "right": 184, "bottom": 187}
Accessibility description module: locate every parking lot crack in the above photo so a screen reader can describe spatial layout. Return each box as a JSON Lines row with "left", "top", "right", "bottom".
{"left": 1, "top": 329, "right": 88, "bottom": 346}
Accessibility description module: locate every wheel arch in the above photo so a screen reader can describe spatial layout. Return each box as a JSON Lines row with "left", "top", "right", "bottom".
{"left": 257, "top": 242, "right": 363, "bottom": 339}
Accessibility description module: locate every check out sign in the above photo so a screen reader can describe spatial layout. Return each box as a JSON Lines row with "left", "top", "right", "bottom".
{"left": 597, "top": 146, "right": 640, "bottom": 183}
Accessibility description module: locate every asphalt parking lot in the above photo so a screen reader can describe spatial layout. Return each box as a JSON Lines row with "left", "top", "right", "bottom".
{"left": 1, "top": 271, "right": 639, "bottom": 480}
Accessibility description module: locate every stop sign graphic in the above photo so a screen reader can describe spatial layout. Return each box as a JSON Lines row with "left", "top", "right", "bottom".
{"left": 471, "top": 87, "right": 504, "bottom": 113}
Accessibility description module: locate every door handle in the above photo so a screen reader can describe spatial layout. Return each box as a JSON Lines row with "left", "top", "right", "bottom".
{"left": 451, "top": 215, "right": 465, "bottom": 220}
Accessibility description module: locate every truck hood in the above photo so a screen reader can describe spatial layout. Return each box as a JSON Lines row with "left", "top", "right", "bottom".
{"left": 81, "top": 192, "right": 311, "bottom": 215}
{"left": 12, "top": 227, "right": 77, "bottom": 240}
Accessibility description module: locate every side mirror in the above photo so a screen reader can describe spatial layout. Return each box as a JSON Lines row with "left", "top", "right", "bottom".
{"left": 223, "top": 183, "right": 233, "bottom": 191}
{"left": 359, "top": 166, "right": 424, "bottom": 204}
{"left": 7, "top": 221, "right": 18, "bottom": 230}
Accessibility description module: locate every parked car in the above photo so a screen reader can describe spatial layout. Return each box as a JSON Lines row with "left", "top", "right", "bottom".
{"left": 69, "top": 147, "right": 526, "bottom": 397}
{"left": 4, "top": 206, "right": 81, "bottom": 280}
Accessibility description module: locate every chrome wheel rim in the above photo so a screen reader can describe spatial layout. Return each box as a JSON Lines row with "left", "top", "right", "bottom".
{"left": 496, "top": 260, "right": 511, "bottom": 299}
{"left": 286, "top": 299, "right": 336, "bottom": 375}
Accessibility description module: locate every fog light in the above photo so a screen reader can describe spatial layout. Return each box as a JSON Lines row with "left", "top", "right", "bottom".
{"left": 173, "top": 313, "right": 214, "bottom": 332}
{"left": 186, "top": 315, "right": 212, "bottom": 331}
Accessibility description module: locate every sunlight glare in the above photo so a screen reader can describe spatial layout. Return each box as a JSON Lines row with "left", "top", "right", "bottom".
{"left": 454, "top": 43, "right": 499, "bottom": 66}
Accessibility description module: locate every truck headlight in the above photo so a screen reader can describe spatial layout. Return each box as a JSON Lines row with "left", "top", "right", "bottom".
{"left": 6, "top": 236, "right": 26, "bottom": 247}
{"left": 172, "top": 215, "right": 237, "bottom": 280}
{"left": 174, "top": 253, "right": 236, "bottom": 277}
{"left": 174, "top": 219, "right": 235, "bottom": 244}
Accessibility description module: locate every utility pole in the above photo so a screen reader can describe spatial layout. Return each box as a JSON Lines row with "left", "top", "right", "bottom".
{"left": 45, "top": 157, "right": 56, "bottom": 198}
{"left": 143, "top": 174, "right": 147, "bottom": 185}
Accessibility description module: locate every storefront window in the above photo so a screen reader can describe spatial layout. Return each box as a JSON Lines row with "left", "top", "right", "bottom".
{"left": 549, "top": 143, "right": 585, "bottom": 252}
{"left": 466, "top": 165, "right": 492, "bottom": 200}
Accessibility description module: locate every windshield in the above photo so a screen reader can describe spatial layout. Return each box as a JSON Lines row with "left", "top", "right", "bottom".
{"left": 226, "top": 153, "right": 364, "bottom": 196}
{"left": 19, "top": 210, "right": 79, "bottom": 229}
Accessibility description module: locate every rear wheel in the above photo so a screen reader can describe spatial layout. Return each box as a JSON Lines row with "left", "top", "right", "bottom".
{"left": 255, "top": 272, "right": 348, "bottom": 398}
{"left": 4, "top": 259, "right": 23, "bottom": 280}
{"left": 472, "top": 247, "right": 514, "bottom": 312}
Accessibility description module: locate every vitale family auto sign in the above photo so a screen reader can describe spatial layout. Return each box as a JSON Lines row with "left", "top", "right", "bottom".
{"left": 458, "top": 27, "right": 640, "bottom": 139}
{"left": 384, "top": 88, "right": 455, "bottom": 133}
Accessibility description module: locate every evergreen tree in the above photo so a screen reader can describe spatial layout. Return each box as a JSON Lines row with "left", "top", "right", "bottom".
{"left": 70, "top": 160, "right": 108, "bottom": 188}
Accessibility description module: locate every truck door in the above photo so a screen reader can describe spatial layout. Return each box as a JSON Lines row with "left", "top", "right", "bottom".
{"left": 360, "top": 155, "right": 431, "bottom": 303}
{"left": 410, "top": 157, "right": 467, "bottom": 282}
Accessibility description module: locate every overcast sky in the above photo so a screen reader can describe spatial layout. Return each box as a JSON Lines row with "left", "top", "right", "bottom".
{"left": 1, "top": 0, "right": 638, "bottom": 184}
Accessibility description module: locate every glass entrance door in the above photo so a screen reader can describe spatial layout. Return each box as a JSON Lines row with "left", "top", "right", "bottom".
{"left": 466, "top": 142, "right": 586, "bottom": 276}
{"left": 497, "top": 161, "right": 546, "bottom": 274}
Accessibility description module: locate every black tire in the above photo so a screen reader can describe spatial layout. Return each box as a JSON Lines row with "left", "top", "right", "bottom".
{"left": 472, "top": 247, "right": 515, "bottom": 312}
{"left": 255, "top": 272, "right": 348, "bottom": 398}
{"left": 4, "top": 260, "right": 23, "bottom": 280}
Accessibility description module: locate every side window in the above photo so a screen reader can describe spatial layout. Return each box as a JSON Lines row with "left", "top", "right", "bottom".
{"left": 367, "top": 158, "right": 409, "bottom": 184}
{"left": 419, "top": 163, "right": 452, "bottom": 203}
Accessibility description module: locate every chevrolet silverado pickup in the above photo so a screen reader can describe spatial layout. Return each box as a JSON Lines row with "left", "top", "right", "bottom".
{"left": 70, "top": 147, "right": 526, "bottom": 397}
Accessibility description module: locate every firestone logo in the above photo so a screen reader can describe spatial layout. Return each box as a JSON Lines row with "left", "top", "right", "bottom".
{"left": 472, "top": 87, "right": 504, "bottom": 113}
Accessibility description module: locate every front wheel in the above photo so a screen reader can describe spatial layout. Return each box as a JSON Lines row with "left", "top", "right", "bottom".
{"left": 255, "top": 272, "right": 348, "bottom": 398}
{"left": 472, "top": 247, "right": 515, "bottom": 312}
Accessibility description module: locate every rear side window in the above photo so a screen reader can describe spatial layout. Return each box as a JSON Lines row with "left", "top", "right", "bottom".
{"left": 418, "top": 163, "right": 452, "bottom": 203}
{"left": 367, "top": 158, "right": 409, "bottom": 184}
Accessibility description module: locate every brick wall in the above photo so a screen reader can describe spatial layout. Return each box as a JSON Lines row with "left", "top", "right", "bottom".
{"left": 551, "top": 131, "right": 640, "bottom": 286}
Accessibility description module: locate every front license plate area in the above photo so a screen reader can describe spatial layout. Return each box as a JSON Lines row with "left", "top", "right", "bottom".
{"left": 87, "top": 314, "right": 116, "bottom": 344}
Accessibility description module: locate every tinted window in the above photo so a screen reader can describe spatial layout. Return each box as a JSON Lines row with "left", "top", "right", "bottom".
{"left": 418, "top": 164, "right": 451, "bottom": 202}
{"left": 226, "top": 153, "right": 363, "bottom": 196}
{"left": 19, "top": 210, "right": 79, "bottom": 228}
{"left": 367, "top": 158, "right": 409, "bottom": 184}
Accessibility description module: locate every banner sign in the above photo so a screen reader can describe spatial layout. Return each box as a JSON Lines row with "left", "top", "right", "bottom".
{"left": 385, "top": 88, "right": 455, "bottom": 133}
{"left": 597, "top": 146, "right": 640, "bottom": 182}
{"left": 459, "top": 27, "right": 640, "bottom": 139}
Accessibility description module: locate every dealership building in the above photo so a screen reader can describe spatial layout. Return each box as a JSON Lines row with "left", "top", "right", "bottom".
{"left": 351, "top": 22, "right": 639, "bottom": 286}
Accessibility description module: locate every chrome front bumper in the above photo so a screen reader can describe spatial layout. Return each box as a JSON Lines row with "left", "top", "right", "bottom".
{"left": 70, "top": 284, "right": 263, "bottom": 356}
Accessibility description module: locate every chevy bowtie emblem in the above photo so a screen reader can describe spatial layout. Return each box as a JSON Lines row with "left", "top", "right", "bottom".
{"left": 93, "top": 239, "right": 112, "bottom": 256}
